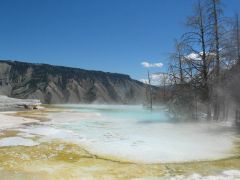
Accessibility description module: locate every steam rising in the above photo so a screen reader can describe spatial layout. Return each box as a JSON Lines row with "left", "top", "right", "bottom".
{"left": 16, "top": 104, "right": 238, "bottom": 163}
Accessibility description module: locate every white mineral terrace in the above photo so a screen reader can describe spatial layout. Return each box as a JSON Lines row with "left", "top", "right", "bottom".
{"left": 0, "top": 95, "right": 41, "bottom": 111}
{"left": 0, "top": 112, "right": 37, "bottom": 130}
{"left": 1, "top": 104, "right": 237, "bottom": 163}
{"left": 0, "top": 102, "right": 240, "bottom": 179}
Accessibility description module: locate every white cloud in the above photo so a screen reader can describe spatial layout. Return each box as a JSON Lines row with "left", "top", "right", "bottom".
{"left": 185, "top": 52, "right": 216, "bottom": 61}
{"left": 141, "top": 61, "right": 164, "bottom": 68}
{"left": 151, "top": 73, "right": 165, "bottom": 81}
{"left": 140, "top": 73, "right": 170, "bottom": 86}
{"left": 185, "top": 53, "right": 201, "bottom": 61}
{"left": 140, "top": 79, "right": 149, "bottom": 84}
{"left": 151, "top": 73, "right": 171, "bottom": 85}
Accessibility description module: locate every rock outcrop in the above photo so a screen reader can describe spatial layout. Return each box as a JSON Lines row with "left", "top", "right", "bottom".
{"left": 0, "top": 95, "right": 41, "bottom": 111}
{"left": 0, "top": 60, "right": 146, "bottom": 104}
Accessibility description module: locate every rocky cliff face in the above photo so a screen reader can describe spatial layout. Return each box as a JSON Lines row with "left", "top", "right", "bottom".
{"left": 0, "top": 60, "right": 146, "bottom": 104}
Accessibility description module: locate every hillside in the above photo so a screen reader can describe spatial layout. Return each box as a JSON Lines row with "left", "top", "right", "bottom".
{"left": 0, "top": 60, "right": 146, "bottom": 104}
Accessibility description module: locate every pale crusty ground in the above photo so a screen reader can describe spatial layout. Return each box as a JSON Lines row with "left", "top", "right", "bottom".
{"left": 0, "top": 108, "right": 240, "bottom": 180}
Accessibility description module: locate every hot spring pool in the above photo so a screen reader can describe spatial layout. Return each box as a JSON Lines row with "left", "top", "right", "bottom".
{"left": 16, "top": 104, "right": 239, "bottom": 163}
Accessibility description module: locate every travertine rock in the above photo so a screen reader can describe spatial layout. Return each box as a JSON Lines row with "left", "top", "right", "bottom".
{"left": 0, "top": 95, "right": 41, "bottom": 111}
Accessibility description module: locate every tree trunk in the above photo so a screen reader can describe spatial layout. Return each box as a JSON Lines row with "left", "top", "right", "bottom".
{"left": 198, "top": 1, "right": 211, "bottom": 119}
{"left": 236, "top": 14, "right": 240, "bottom": 62}
{"left": 212, "top": 0, "right": 220, "bottom": 78}
{"left": 212, "top": 0, "right": 221, "bottom": 120}
{"left": 148, "top": 71, "right": 153, "bottom": 109}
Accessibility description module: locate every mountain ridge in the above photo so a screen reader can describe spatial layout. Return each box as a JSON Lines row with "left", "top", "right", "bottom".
{"left": 0, "top": 60, "right": 146, "bottom": 104}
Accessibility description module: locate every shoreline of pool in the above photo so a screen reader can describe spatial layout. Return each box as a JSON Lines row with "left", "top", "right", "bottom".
{"left": 0, "top": 106, "right": 240, "bottom": 179}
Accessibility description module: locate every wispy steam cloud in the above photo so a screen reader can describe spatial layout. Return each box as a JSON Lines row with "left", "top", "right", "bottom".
{"left": 141, "top": 61, "right": 164, "bottom": 68}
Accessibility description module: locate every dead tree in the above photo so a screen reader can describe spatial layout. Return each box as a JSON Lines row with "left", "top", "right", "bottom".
{"left": 154, "top": 72, "right": 169, "bottom": 102}
{"left": 170, "top": 40, "right": 186, "bottom": 84}
{"left": 206, "top": 0, "right": 224, "bottom": 120}
{"left": 148, "top": 70, "right": 153, "bottom": 109}
{"left": 182, "top": 0, "right": 213, "bottom": 119}
{"left": 236, "top": 14, "right": 240, "bottom": 62}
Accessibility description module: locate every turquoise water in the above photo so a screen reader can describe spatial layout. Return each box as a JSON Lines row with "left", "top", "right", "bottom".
{"left": 38, "top": 104, "right": 237, "bottom": 163}
{"left": 1, "top": 105, "right": 240, "bottom": 180}
{"left": 57, "top": 104, "right": 170, "bottom": 123}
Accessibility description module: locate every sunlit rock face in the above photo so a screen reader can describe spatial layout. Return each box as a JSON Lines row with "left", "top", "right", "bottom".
{"left": 0, "top": 95, "right": 41, "bottom": 111}
{"left": 0, "top": 60, "right": 146, "bottom": 104}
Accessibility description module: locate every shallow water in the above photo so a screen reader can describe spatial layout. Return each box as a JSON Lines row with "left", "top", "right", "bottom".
{"left": 0, "top": 104, "right": 240, "bottom": 179}
{"left": 42, "top": 104, "right": 238, "bottom": 163}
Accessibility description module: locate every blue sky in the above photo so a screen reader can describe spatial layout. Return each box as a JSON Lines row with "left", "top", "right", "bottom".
{"left": 0, "top": 0, "right": 239, "bottom": 81}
